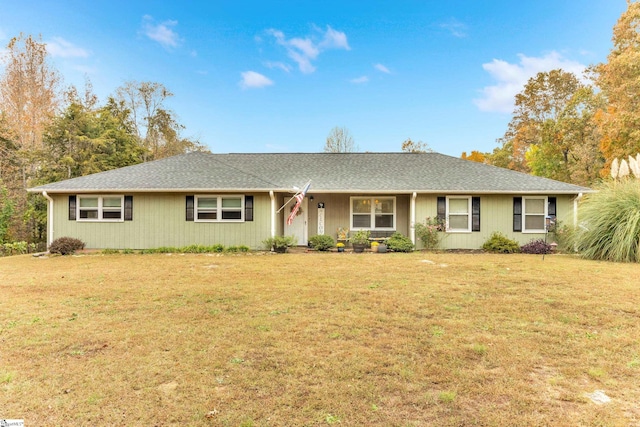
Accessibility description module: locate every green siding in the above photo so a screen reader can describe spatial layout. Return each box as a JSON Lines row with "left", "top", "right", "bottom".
{"left": 414, "top": 194, "right": 575, "bottom": 249}
{"left": 49, "top": 192, "right": 577, "bottom": 250}
{"left": 52, "top": 193, "right": 272, "bottom": 249}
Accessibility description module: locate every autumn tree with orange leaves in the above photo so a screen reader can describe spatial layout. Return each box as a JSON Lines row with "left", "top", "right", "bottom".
{"left": 594, "top": 0, "right": 640, "bottom": 177}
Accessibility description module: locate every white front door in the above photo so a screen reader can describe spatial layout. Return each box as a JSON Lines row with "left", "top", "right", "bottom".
{"left": 283, "top": 197, "right": 308, "bottom": 246}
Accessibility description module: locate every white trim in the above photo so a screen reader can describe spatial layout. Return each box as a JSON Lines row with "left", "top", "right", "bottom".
{"left": 522, "top": 196, "right": 548, "bottom": 233}
{"left": 349, "top": 196, "right": 397, "bottom": 230}
{"left": 42, "top": 191, "right": 54, "bottom": 246}
{"left": 76, "top": 195, "right": 124, "bottom": 222}
{"left": 194, "top": 195, "right": 244, "bottom": 222}
{"left": 445, "top": 196, "right": 472, "bottom": 233}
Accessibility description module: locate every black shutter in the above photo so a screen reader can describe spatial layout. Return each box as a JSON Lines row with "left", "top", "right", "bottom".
{"left": 513, "top": 197, "right": 522, "bottom": 232}
{"left": 548, "top": 197, "right": 557, "bottom": 219}
{"left": 69, "top": 195, "right": 77, "bottom": 220}
{"left": 186, "top": 195, "right": 194, "bottom": 221}
{"left": 245, "top": 196, "right": 254, "bottom": 222}
{"left": 124, "top": 196, "right": 133, "bottom": 221}
{"left": 472, "top": 197, "right": 480, "bottom": 232}
{"left": 437, "top": 197, "right": 446, "bottom": 223}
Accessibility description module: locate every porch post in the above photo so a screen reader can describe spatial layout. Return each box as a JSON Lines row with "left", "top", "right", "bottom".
{"left": 410, "top": 192, "right": 417, "bottom": 245}
{"left": 269, "top": 190, "right": 276, "bottom": 237}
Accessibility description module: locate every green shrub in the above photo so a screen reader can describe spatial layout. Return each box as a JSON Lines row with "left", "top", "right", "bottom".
{"left": 226, "top": 245, "right": 250, "bottom": 253}
{"left": 0, "top": 241, "right": 37, "bottom": 257}
{"left": 101, "top": 248, "right": 121, "bottom": 254}
{"left": 552, "top": 222, "right": 575, "bottom": 253}
{"left": 350, "top": 230, "right": 371, "bottom": 245}
{"left": 263, "top": 235, "right": 297, "bottom": 251}
{"left": 309, "top": 235, "right": 335, "bottom": 251}
{"left": 482, "top": 232, "right": 520, "bottom": 253}
{"left": 49, "top": 237, "right": 85, "bottom": 255}
{"left": 573, "top": 180, "right": 640, "bottom": 262}
{"left": 386, "top": 232, "right": 414, "bottom": 252}
{"left": 414, "top": 217, "right": 445, "bottom": 250}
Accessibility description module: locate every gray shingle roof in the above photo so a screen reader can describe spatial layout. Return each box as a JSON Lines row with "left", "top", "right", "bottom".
{"left": 28, "top": 152, "right": 592, "bottom": 194}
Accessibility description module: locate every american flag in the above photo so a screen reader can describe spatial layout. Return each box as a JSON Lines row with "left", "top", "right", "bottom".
{"left": 287, "top": 182, "right": 311, "bottom": 225}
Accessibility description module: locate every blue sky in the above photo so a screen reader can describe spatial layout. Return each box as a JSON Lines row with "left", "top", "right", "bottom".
{"left": 0, "top": 1, "right": 628, "bottom": 156}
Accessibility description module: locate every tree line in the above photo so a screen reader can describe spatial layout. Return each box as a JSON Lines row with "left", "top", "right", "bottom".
{"left": 465, "top": 1, "right": 640, "bottom": 187}
{"left": 0, "top": 34, "right": 205, "bottom": 244}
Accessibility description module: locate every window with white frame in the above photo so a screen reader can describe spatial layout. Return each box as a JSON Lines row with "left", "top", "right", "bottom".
{"left": 195, "top": 195, "right": 244, "bottom": 222}
{"left": 77, "top": 195, "right": 124, "bottom": 221}
{"left": 523, "top": 197, "right": 547, "bottom": 232}
{"left": 446, "top": 196, "right": 471, "bottom": 232}
{"left": 350, "top": 197, "right": 395, "bottom": 230}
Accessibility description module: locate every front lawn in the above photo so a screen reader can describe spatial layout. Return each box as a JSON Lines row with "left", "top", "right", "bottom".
{"left": 1, "top": 252, "right": 639, "bottom": 426}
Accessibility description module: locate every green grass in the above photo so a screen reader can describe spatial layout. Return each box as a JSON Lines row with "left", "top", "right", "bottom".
{"left": 1, "top": 251, "right": 640, "bottom": 426}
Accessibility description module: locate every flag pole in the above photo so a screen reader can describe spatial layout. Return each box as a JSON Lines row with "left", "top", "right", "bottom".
{"left": 277, "top": 180, "right": 311, "bottom": 213}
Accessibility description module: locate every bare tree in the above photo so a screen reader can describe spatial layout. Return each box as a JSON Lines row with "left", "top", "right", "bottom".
{"left": 0, "top": 33, "right": 61, "bottom": 182}
{"left": 324, "top": 126, "right": 358, "bottom": 152}
{"left": 114, "top": 81, "right": 203, "bottom": 161}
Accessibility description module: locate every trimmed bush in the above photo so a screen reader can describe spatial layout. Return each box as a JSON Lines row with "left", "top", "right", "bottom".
{"left": 482, "top": 232, "right": 520, "bottom": 253}
{"left": 386, "top": 232, "right": 414, "bottom": 252}
{"left": 309, "top": 235, "right": 335, "bottom": 251}
{"left": 521, "top": 239, "right": 553, "bottom": 254}
{"left": 49, "top": 237, "right": 85, "bottom": 255}
{"left": 573, "top": 179, "right": 640, "bottom": 262}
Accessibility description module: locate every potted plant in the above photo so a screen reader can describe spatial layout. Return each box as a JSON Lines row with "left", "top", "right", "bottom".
{"left": 370, "top": 241, "right": 379, "bottom": 252}
{"left": 336, "top": 242, "right": 345, "bottom": 252}
{"left": 263, "top": 235, "right": 297, "bottom": 253}
{"left": 350, "top": 230, "right": 370, "bottom": 253}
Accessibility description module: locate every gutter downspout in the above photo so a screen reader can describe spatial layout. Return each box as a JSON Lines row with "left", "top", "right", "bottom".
{"left": 410, "top": 192, "right": 417, "bottom": 245}
{"left": 269, "top": 190, "right": 276, "bottom": 237}
{"left": 573, "top": 192, "right": 583, "bottom": 228}
{"left": 42, "top": 191, "right": 54, "bottom": 248}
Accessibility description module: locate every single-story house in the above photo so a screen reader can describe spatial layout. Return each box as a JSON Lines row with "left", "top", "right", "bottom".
{"left": 28, "top": 152, "right": 592, "bottom": 250}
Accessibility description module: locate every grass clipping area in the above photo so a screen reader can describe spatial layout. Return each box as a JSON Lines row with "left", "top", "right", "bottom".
{"left": 1, "top": 252, "right": 640, "bottom": 426}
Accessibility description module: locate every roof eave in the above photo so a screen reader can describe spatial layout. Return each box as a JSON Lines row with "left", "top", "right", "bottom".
{"left": 28, "top": 188, "right": 594, "bottom": 195}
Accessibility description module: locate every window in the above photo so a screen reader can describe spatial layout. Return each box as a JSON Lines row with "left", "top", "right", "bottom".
{"left": 195, "top": 195, "right": 244, "bottom": 222}
{"left": 446, "top": 196, "right": 471, "bottom": 232}
{"left": 77, "top": 195, "right": 124, "bottom": 221}
{"left": 523, "top": 197, "right": 547, "bottom": 232}
{"left": 350, "top": 197, "right": 395, "bottom": 230}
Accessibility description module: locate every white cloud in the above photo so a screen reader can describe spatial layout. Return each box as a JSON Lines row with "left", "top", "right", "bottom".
{"left": 46, "top": 37, "right": 90, "bottom": 58}
{"left": 319, "top": 26, "right": 350, "bottom": 50}
{"left": 350, "top": 76, "right": 369, "bottom": 84}
{"left": 474, "top": 51, "right": 587, "bottom": 113}
{"left": 265, "top": 61, "right": 292, "bottom": 73}
{"left": 266, "top": 25, "right": 350, "bottom": 74}
{"left": 440, "top": 18, "right": 468, "bottom": 38}
{"left": 240, "top": 71, "right": 274, "bottom": 89}
{"left": 142, "top": 15, "right": 181, "bottom": 49}
{"left": 374, "top": 63, "right": 390, "bottom": 74}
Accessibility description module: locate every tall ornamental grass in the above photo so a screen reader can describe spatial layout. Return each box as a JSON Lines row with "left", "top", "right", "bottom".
{"left": 574, "top": 179, "right": 640, "bottom": 262}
